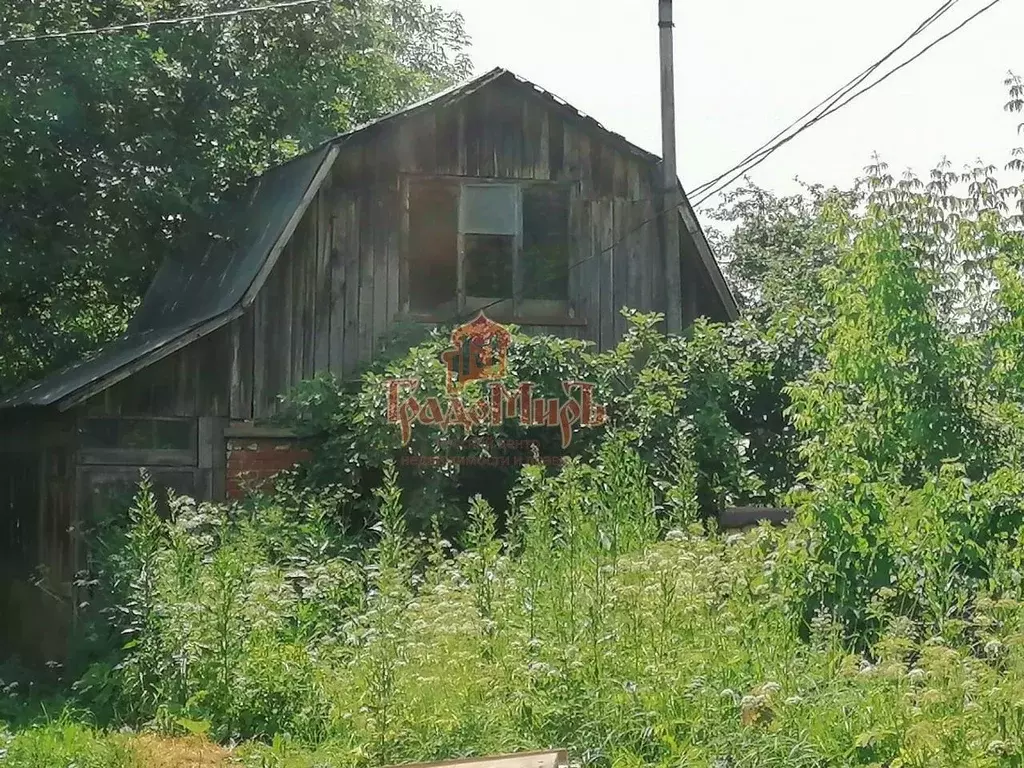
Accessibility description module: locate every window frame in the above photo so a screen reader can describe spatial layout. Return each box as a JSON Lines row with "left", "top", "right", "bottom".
{"left": 77, "top": 417, "right": 198, "bottom": 467}
{"left": 402, "top": 175, "right": 582, "bottom": 326}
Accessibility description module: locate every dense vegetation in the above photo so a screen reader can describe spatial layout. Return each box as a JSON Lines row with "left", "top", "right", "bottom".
{"left": 5, "top": 5, "right": 1024, "bottom": 763}
{"left": 0, "top": 0, "right": 470, "bottom": 392}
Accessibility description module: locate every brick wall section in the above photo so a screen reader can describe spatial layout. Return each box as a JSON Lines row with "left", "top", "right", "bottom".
{"left": 225, "top": 437, "right": 312, "bottom": 499}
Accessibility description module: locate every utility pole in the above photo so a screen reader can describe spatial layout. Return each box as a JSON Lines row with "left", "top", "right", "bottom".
{"left": 659, "top": 0, "right": 684, "bottom": 335}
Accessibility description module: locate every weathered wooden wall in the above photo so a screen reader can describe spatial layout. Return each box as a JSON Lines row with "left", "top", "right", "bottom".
{"left": 78, "top": 80, "right": 721, "bottom": 425}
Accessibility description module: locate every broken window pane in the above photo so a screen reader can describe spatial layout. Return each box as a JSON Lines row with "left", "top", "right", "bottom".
{"left": 409, "top": 182, "right": 458, "bottom": 311}
{"left": 522, "top": 185, "right": 570, "bottom": 300}
{"left": 465, "top": 234, "right": 514, "bottom": 298}
{"left": 460, "top": 184, "right": 518, "bottom": 235}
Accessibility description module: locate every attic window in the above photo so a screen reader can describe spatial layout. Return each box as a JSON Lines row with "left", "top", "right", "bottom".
{"left": 406, "top": 179, "right": 571, "bottom": 322}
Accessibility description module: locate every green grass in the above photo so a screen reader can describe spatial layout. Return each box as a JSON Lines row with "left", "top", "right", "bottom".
{"left": 8, "top": 460, "right": 1024, "bottom": 767}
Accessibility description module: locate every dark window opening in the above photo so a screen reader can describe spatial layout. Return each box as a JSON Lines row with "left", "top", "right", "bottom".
{"left": 80, "top": 418, "right": 194, "bottom": 452}
{"left": 523, "top": 185, "right": 570, "bottom": 301}
{"left": 465, "top": 234, "right": 514, "bottom": 298}
{"left": 409, "top": 182, "right": 458, "bottom": 312}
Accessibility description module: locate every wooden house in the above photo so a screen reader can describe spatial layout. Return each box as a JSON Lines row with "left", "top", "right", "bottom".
{"left": 0, "top": 68, "right": 736, "bottom": 662}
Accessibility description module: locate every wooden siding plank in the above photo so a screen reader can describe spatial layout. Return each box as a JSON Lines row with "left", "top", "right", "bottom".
{"left": 537, "top": 110, "right": 551, "bottom": 181}
{"left": 641, "top": 198, "right": 656, "bottom": 314}
{"left": 434, "top": 104, "right": 460, "bottom": 175}
{"left": 343, "top": 196, "right": 361, "bottom": 375}
{"left": 301, "top": 209, "right": 316, "bottom": 380}
{"left": 328, "top": 203, "right": 346, "bottom": 376}
{"left": 398, "top": 178, "right": 410, "bottom": 315}
{"left": 599, "top": 200, "right": 615, "bottom": 351}
{"left": 229, "top": 312, "right": 254, "bottom": 420}
{"left": 386, "top": 187, "right": 400, "bottom": 339}
{"left": 627, "top": 201, "right": 644, "bottom": 317}
{"left": 358, "top": 192, "right": 375, "bottom": 365}
{"left": 579, "top": 200, "right": 598, "bottom": 347}
{"left": 274, "top": 244, "right": 293, "bottom": 415}
{"left": 252, "top": 283, "right": 268, "bottom": 417}
{"left": 314, "top": 185, "right": 332, "bottom": 374}
{"left": 457, "top": 106, "right": 468, "bottom": 176}
{"left": 564, "top": 126, "right": 581, "bottom": 184}
{"left": 413, "top": 111, "right": 437, "bottom": 172}
{"left": 577, "top": 132, "right": 593, "bottom": 198}
{"left": 612, "top": 199, "right": 629, "bottom": 342}
{"left": 464, "top": 94, "right": 483, "bottom": 177}
{"left": 548, "top": 115, "right": 564, "bottom": 180}
{"left": 567, "top": 185, "right": 582, "bottom": 334}
{"left": 613, "top": 153, "right": 629, "bottom": 199}
{"left": 373, "top": 190, "right": 389, "bottom": 360}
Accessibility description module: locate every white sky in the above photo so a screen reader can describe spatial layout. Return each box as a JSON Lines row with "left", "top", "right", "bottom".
{"left": 435, "top": 0, "right": 1023, "bottom": 218}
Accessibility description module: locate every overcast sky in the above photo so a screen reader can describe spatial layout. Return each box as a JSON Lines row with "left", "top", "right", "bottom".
{"left": 434, "top": 0, "right": 1023, "bottom": 217}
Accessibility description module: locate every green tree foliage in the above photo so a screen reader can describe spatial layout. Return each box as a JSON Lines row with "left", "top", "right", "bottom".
{"left": 0, "top": 0, "right": 470, "bottom": 391}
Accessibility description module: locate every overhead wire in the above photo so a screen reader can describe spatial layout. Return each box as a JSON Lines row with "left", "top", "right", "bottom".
{"left": 463, "top": 0, "right": 1007, "bottom": 324}
{"left": 687, "top": 0, "right": 962, "bottom": 200}
{"left": 690, "top": 0, "right": 1005, "bottom": 209}
{"left": 0, "top": 0, "right": 329, "bottom": 46}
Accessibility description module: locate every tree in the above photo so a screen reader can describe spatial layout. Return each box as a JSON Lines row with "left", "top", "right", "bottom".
{"left": 0, "top": 0, "right": 471, "bottom": 392}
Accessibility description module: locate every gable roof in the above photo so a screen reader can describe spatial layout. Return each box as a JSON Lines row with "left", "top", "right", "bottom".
{"left": 0, "top": 67, "right": 737, "bottom": 411}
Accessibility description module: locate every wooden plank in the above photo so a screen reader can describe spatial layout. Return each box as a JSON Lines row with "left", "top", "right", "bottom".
{"left": 282, "top": 239, "right": 298, "bottom": 403}
{"left": 579, "top": 200, "right": 598, "bottom": 347}
{"left": 537, "top": 110, "right": 551, "bottom": 181}
{"left": 613, "top": 199, "right": 629, "bottom": 342}
{"left": 383, "top": 749, "right": 568, "bottom": 768}
{"left": 252, "top": 289, "right": 268, "bottom": 417}
{"left": 358, "top": 191, "right": 375, "bottom": 365}
{"left": 599, "top": 200, "right": 615, "bottom": 351}
{"left": 343, "top": 196, "right": 361, "bottom": 375}
{"left": 413, "top": 110, "right": 437, "bottom": 172}
{"left": 548, "top": 115, "right": 564, "bottom": 180}
{"left": 478, "top": 90, "right": 497, "bottom": 178}
{"left": 299, "top": 209, "right": 316, "bottom": 380}
{"left": 577, "top": 132, "right": 593, "bottom": 198}
{"left": 567, "top": 186, "right": 582, "bottom": 322}
{"left": 613, "top": 152, "right": 629, "bottom": 199}
{"left": 373, "top": 189, "right": 390, "bottom": 360}
{"left": 328, "top": 204, "right": 346, "bottom": 376}
{"left": 627, "top": 160, "right": 642, "bottom": 201}
{"left": 497, "top": 86, "right": 522, "bottom": 178}
{"left": 564, "top": 126, "right": 581, "bottom": 184}
{"left": 627, "top": 201, "right": 644, "bottom": 317}
{"left": 314, "top": 186, "right": 332, "bottom": 374}
{"left": 398, "top": 178, "right": 411, "bottom": 315}
{"left": 521, "top": 100, "right": 538, "bottom": 179}
{"left": 229, "top": 311, "right": 254, "bottom": 420}
{"left": 464, "top": 94, "right": 482, "bottom": 177}
{"left": 457, "top": 105, "right": 468, "bottom": 176}
{"left": 435, "top": 104, "right": 460, "bottom": 174}
{"left": 386, "top": 188, "right": 400, "bottom": 339}
{"left": 196, "top": 328, "right": 230, "bottom": 417}
{"left": 641, "top": 198, "right": 655, "bottom": 314}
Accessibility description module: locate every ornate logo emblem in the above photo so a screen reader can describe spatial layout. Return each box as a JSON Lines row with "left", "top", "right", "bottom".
{"left": 440, "top": 312, "right": 512, "bottom": 394}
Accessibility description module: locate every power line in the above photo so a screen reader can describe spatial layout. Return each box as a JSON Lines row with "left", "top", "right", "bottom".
{"left": 689, "top": 0, "right": 961, "bottom": 200}
{"left": 465, "top": 0, "right": 1006, "bottom": 325}
{"left": 0, "top": 0, "right": 329, "bottom": 46}
{"left": 690, "top": 0, "right": 1005, "bottom": 209}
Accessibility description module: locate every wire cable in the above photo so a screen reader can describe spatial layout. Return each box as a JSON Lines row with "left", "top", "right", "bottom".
{"left": 0, "top": 0, "right": 329, "bottom": 46}
{"left": 464, "top": 0, "right": 1006, "bottom": 325}
{"left": 690, "top": 0, "right": 1004, "bottom": 209}
{"left": 688, "top": 0, "right": 961, "bottom": 200}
